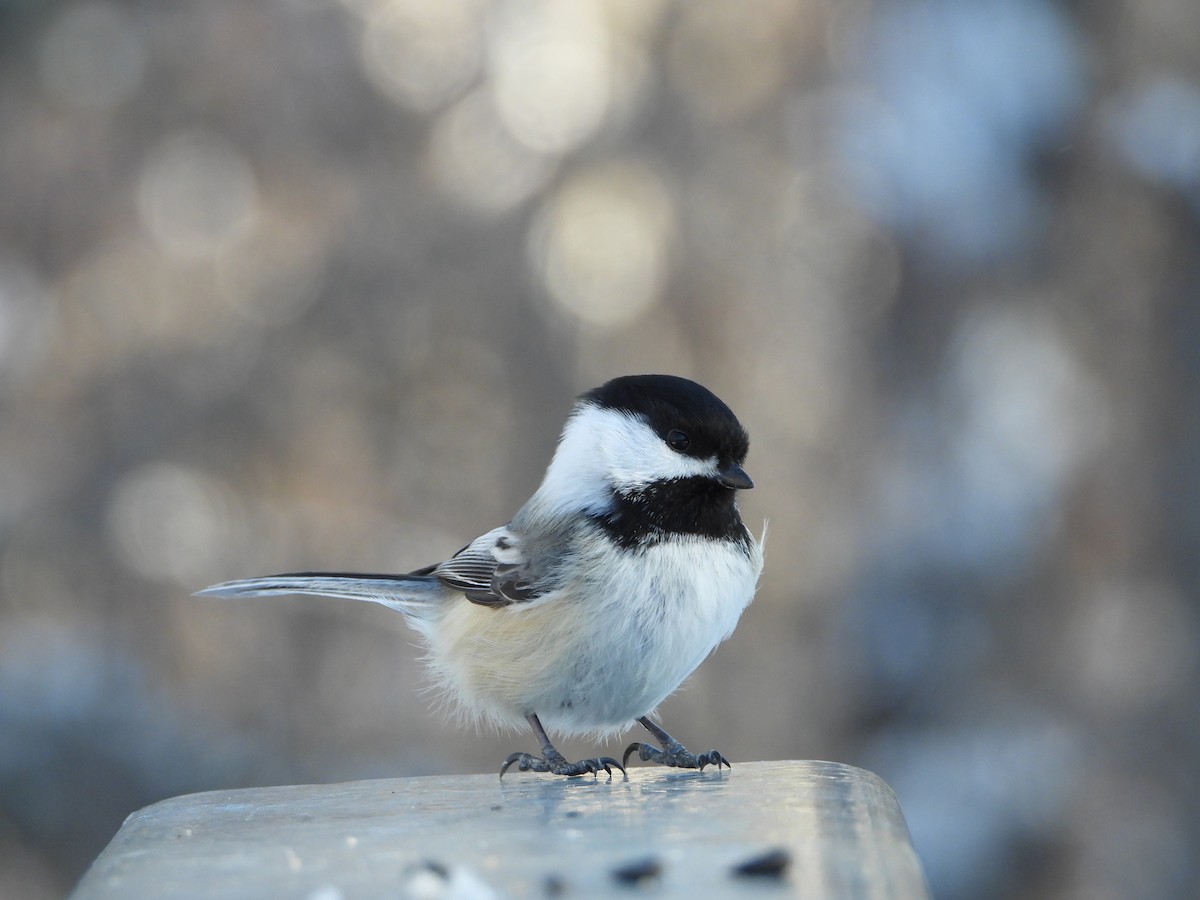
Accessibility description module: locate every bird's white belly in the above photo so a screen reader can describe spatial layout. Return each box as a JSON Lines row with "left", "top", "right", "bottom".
{"left": 426, "top": 535, "right": 762, "bottom": 737}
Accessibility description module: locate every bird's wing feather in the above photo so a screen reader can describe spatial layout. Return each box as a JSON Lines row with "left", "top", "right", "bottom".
{"left": 194, "top": 572, "right": 443, "bottom": 614}
{"left": 431, "top": 526, "right": 548, "bottom": 607}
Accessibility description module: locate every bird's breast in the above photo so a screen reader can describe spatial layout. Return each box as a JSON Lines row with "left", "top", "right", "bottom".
{"left": 425, "top": 532, "right": 762, "bottom": 737}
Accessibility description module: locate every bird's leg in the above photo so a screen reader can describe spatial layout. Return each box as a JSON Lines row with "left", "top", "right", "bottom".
{"left": 500, "top": 714, "right": 626, "bottom": 779}
{"left": 622, "top": 716, "right": 731, "bottom": 771}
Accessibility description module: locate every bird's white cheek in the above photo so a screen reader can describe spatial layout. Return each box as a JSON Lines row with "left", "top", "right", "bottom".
{"left": 598, "top": 416, "right": 715, "bottom": 488}
{"left": 537, "top": 404, "right": 722, "bottom": 506}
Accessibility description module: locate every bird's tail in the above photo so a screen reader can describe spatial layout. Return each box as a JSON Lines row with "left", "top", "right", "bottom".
{"left": 194, "top": 572, "right": 444, "bottom": 615}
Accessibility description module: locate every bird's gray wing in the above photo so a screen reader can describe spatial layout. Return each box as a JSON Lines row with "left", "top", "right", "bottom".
{"left": 426, "top": 526, "right": 546, "bottom": 607}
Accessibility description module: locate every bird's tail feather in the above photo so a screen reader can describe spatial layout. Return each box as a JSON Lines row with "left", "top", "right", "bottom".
{"left": 194, "top": 572, "right": 443, "bottom": 614}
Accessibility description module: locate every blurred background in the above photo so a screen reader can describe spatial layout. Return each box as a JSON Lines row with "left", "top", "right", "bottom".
{"left": 1, "top": 0, "right": 1197, "bottom": 896}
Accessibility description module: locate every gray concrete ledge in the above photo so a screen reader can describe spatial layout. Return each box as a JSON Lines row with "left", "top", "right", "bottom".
{"left": 73, "top": 760, "right": 929, "bottom": 898}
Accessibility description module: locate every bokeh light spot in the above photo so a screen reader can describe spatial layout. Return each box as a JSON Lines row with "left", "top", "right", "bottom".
{"left": 137, "top": 131, "right": 260, "bottom": 259}
{"left": 359, "top": 0, "right": 483, "bottom": 112}
{"left": 106, "top": 463, "right": 244, "bottom": 586}
{"left": 528, "top": 162, "right": 675, "bottom": 329}
{"left": 426, "top": 90, "right": 556, "bottom": 214}
{"left": 490, "top": 0, "right": 611, "bottom": 154}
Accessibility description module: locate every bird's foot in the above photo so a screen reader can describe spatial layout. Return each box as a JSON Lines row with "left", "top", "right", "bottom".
{"left": 500, "top": 747, "right": 625, "bottom": 779}
{"left": 622, "top": 738, "right": 731, "bottom": 771}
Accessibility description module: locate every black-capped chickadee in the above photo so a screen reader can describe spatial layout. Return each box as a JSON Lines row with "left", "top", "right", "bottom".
{"left": 197, "top": 374, "right": 764, "bottom": 778}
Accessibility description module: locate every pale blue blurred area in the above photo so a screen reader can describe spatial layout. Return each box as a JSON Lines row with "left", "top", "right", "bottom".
{"left": 837, "top": 0, "right": 1086, "bottom": 267}
{"left": 0, "top": 624, "right": 287, "bottom": 880}
{"left": 1, "top": 1, "right": 1198, "bottom": 897}
{"left": 1107, "top": 76, "right": 1200, "bottom": 200}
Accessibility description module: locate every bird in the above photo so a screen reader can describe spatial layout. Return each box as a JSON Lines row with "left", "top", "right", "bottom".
{"left": 197, "top": 374, "right": 764, "bottom": 778}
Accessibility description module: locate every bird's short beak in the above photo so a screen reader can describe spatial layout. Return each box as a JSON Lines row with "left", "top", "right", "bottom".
{"left": 718, "top": 463, "right": 754, "bottom": 490}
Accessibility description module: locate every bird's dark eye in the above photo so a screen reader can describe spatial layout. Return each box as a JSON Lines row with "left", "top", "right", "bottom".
{"left": 666, "top": 429, "right": 690, "bottom": 452}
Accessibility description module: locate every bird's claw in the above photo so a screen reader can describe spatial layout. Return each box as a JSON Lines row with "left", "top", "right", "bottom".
{"left": 500, "top": 749, "right": 626, "bottom": 779}
{"left": 622, "top": 741, "right": 732, "bottom": 771}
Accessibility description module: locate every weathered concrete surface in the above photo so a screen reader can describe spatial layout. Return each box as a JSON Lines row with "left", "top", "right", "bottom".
{"left": 73, "top": 760, "right": 929, "bottom": 898}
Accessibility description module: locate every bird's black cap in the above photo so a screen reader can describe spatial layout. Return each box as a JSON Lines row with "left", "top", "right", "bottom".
{"left": 580, "top": 374, "right": 750, "bottom": 468}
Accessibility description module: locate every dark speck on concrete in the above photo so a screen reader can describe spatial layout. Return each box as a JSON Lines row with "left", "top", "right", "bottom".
{"left": 612, "top": 856, "right": 661, "bottom": 886}
{"left": 732, "top": 847, "right": 791, "bottom": 878}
